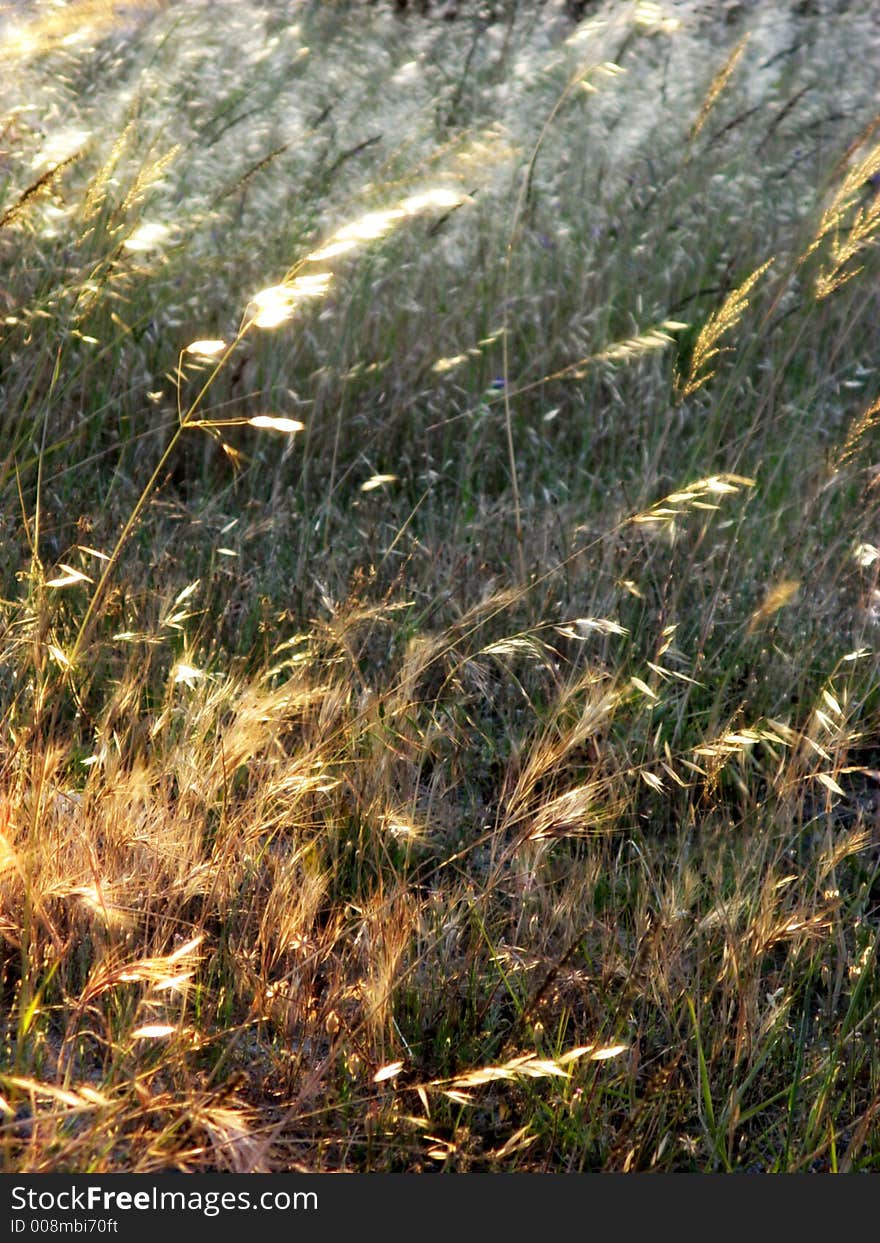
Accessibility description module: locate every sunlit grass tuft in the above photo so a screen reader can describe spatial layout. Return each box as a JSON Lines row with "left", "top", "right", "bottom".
{"left": 1, "top": 0, "right": 880, "bottom": 1175}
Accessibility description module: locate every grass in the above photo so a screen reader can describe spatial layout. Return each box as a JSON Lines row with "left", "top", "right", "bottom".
{"left": 1, "top": 0, "right": 880, "bottom": 1172}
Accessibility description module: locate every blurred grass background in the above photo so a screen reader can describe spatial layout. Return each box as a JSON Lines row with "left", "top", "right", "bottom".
{"left": 0, "top": 0, "right": 879, "bottom": 1172}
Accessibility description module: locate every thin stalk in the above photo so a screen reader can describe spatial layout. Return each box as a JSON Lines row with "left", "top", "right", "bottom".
{"left": 67, "top": 333, "right": 245, "bottom": 672}
{"left": 501, "top": 53, "right": 623, "bottom": 584}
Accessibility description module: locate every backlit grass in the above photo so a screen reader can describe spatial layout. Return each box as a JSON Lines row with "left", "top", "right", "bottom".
{"left": 1, "top": 0, "right": 879, "bottom": 1172}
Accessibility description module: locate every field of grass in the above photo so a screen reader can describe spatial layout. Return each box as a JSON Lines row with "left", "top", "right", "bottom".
{"left": 1, "top": 0, "right": 879, "bottom": 1173}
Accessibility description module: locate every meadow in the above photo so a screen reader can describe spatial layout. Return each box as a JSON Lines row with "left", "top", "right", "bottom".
{"left": 1, "top": 0, "right": 879, "bottom": 1172}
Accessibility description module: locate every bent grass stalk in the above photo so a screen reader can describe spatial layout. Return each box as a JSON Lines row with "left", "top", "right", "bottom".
{"left": 65, "top": 187, "right": 470, "bottom": 673}
{"left": 6, "top": 0, "right": 880, "bottom": 1173}
{"left": 66, "top": 336, "right": 241, "bottom": 672}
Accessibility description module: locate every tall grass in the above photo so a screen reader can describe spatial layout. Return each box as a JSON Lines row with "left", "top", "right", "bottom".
{"left": 1, "top": 0, "right": 879, "bottom": 1172}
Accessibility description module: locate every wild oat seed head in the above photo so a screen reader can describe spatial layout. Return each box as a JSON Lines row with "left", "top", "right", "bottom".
{"left": 185, "top": 340, "right": 226, "bottom": 358}
{"left": 248, "top": 416, "right": 304, "bottom": 434}
{"left": 247, "top": 273, "right": 332, "bottom": 328}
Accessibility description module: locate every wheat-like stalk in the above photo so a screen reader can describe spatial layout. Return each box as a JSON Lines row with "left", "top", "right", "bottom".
{"left": 675, "top": 261, "right": 773, "bottom": 399}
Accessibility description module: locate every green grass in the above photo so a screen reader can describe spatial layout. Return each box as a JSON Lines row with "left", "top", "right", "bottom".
{"left": 1, "top": 0, "right": 880, "bottom": 1172}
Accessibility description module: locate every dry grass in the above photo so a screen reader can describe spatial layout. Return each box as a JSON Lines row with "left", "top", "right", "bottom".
{"left": 1, "top": 0, "right": 879, "bottom": 1172}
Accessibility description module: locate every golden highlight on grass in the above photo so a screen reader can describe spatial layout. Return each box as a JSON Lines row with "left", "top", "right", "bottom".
{"left": 0, "top": 151, "right": 84, "bottom": 231}
{"left": 2, "top": 0, "right": 880, "bottom": 1177}
{"left": 747, "top": 579, "right": 801, "bottom": 632}
{"left": 634, "top": 1, "right": 681, "bottom": 35}
{"left": 0, "top": 1, "right": 166, "bottom": 64}
{"left": 631, "top": 473, "right": 755, "bottom": 529}
{"left": 803, "top": 137, "right": 880, "bottom": 299}
{"left": 62, "top": 178, "right": 463, "bottom": 660}
{"left": 830, "top": 392, "right": 880, "bottom": 478}
{"left": 185, "top": 339, "right": 227, "bottom": 358}
{"left": 675, "top": 260, "right": 773, "bottom": 399}
{"left": 246, "top": 273, "right": 333, "bottom": 329}
{"left": 247, "top": 415, "right": 304, "bottom": 434}
{"left": 688, "top": 33, "right": 750, "bottom": 145}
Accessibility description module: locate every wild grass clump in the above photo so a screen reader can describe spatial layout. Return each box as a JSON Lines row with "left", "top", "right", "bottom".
{"left": 1, "top": 0, "right": 879, "bottom": 1171}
